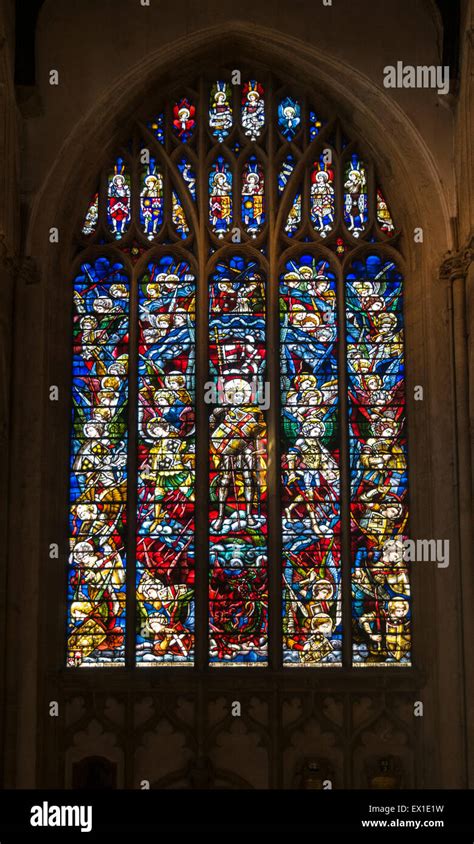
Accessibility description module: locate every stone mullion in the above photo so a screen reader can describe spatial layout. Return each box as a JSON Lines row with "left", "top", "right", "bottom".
{"left": 338, "top": 254, "right": 352, "bottom": 670}
{"left": 195, "top": 76, "right": 209, "bottom": 682}
{"left": 265, "top": 77, "right": 282, "bottom": 787}
{"left": 0, "top": 246, "right": 15, "bottom": 787}
{"left": 125, "top": 151, "right": 139, "bottom": 672}
{"left": 442, "top": 241, "right": 474, "bottom": 785}
{"left": 0, "top": 43, "right": 22, "bottom": 786}
{"left": 267, "top": 77, "right": 281, "bottom": 679}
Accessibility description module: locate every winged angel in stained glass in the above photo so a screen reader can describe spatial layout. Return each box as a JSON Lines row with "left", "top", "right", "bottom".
{"left": 209, "top": 81, "right": 233, "bottom": 142}
{"left": 278, "top": 97, "right": 301, "bottom": 140}
{"left": 173, "top": 98, "right": 196, "bottom": 142}
{"left": 209, "top": 158, "right": 232, "bottom": 237}
{"left": 241, "top": 81, "right": 265, "bottom": 141}
{"left": 310, "top": 157, "right": 335, "bottom": 236}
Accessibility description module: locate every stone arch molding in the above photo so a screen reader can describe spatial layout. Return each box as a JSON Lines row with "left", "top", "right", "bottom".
{"left": 29, "top": 14, "right": 454, "bottom": 687}
{"left": 27, "top": 21, "right": 452, "bottom": 261}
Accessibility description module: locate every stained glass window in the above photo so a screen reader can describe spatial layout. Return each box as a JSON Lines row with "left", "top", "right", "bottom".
{"left": 70, "top": 74, "right": 408, "bottom": 669}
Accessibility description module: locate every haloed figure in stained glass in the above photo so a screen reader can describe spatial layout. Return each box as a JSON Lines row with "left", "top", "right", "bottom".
{"left": 108, "top": 161, "right": 131, "bottom": 239}
{"left": 140, "top": 169, "right": 164, "bottom": 239}
{"left": 344, "top": 157, "right": 367, "bottom": 237}
{"left": 209, "top": 81, "right": 233, "bottom": 142}
{"left": 242, "top": 157, "right": 265, "bottom": 236}
{"left": 69, "top": 539, "right": 126, "bottom": 664}
{"left": 209, "top": 159, "right": 232, "bottom": 237}
{"left": 241, "top": 81, "right": 265, "bottom": 141}
{"left": 211, "top": 380, "right": 266, "bottom": 532}
{"left": 278, "top": 97, "right": 301, "bottom": 140}
{"left": 283, "top": 416, "right": 339, "bottom": 535}
{"left": 173, "top": 98, "right": 196, "bottom": 142}
{"left": 310, "top": 160, "right": 335, "bottom": 237}
{"left": 358, "top": 596, "right": 410, "bottom": 662}
{"left": 140, "top": 418, "right": 194, "bottom": 533}
{"left": 209, "top": 257, "right": 267, "bottom": 533}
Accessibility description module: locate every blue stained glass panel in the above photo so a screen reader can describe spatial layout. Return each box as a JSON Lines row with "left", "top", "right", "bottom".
{"left": 136, "top": 257, "right": 196, "bottom": 666}
{"left": 346, "top": 256, "right": 410, "bottom": 666}
{"left": 68, "top": 258, "right": 129, "bottom": 667}
{"left": 278, "top": 97, "right": 301, "bottom": 140}
{"left": 280, "top": 256, "right": 341, "bottom": 665}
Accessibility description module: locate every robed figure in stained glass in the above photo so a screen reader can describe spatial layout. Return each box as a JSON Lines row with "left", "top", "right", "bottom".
{"left": 209, "top": 159, "right": 232, "bottom": 237}
{"left": 209, "top": 81, "right": 233, "bottom": 141}
{"left": 211, "top": 380, "right": 265, "bottom": 532}
{"left": 310, "top": 160, "right": 335, "bottom": 236}
{"left": 344, "top": 157, "right": 367, "bottom": 236}
{"left": 241, "top": 81, "right": 265, "bottom": 141}
{"left": 241, "top": 158, "right": 265, "bottom": 236}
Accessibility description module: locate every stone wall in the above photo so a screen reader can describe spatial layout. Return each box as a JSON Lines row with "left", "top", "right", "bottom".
{"left": 1, "top": 0, "right": 472, "bottom": 788}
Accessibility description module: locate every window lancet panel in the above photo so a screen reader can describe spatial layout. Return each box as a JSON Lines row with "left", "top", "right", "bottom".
{"left": 280, "top": 255, "right": 341, "bottom": 666}
{"left": 136, "top": 257, "right": 196, "bottom": 665}
{"left": 209, "top": 256, "right": 268, "bottom": 666}
{"left": 346, "top": 256, "right": 410, "bottom": 666}
{"left": 68, "top": 258, "right": 130, "bottom": 667}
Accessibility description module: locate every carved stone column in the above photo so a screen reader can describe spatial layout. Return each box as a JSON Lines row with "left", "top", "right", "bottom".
{"left": 0, "top": 239, "right": 15, "bottom": 788}
{"left": 440, "top": 238, "right": 474, "bottom": 786}
{"left": 0, "top": 0, "right": 20, "bottom": 789}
